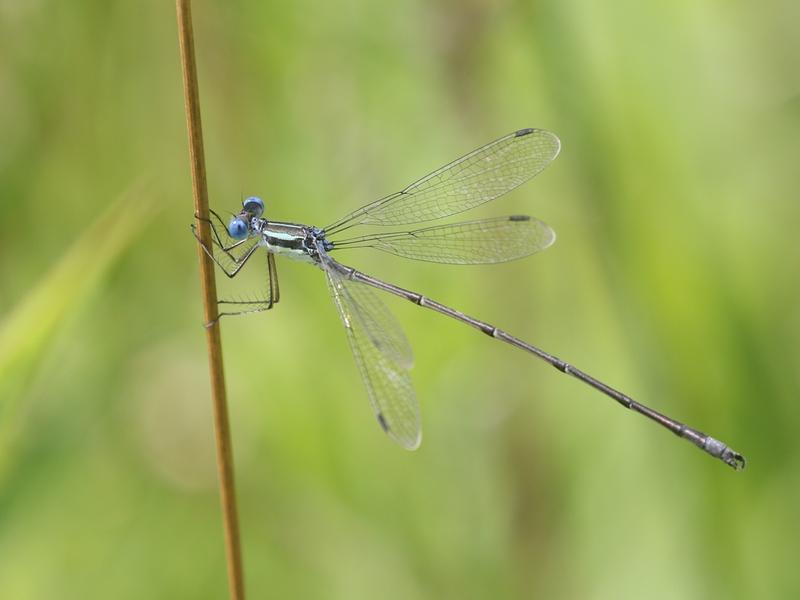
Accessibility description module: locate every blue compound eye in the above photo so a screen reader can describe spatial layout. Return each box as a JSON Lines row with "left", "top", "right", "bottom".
{"left": 228, "top": 217, "right": 249, "bottom": 240}
{"left": 243, "top": 196, "right": 264, "bottom": 217}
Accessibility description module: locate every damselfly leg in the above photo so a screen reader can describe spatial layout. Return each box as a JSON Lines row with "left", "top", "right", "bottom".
{"left": 193, "top": 210, "right": 251, "bottom": 260}
{"left": 193, "top": 220, "right": 280, "bottom": 326}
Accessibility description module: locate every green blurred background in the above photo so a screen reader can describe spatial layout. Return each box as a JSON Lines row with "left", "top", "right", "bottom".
{"left": 1, "top": 0, "right": 798, "bottom": 598}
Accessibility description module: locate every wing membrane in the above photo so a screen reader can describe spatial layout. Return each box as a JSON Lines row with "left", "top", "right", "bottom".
{"left": 325, "top": 267, "right": 420, "bottom": 449}
{"left": 324, "top": 128, "right": 560, "bottom": 234}
{"left": 331, "top": 216, "right": 555, "bottom": 264}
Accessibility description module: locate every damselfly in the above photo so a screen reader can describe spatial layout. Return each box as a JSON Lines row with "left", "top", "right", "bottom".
{"left": 192, "top": 128, "right": 745, "bottom": 470}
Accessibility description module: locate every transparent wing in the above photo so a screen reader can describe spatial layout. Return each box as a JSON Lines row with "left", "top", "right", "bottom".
{"left": 324, "top": 128, "right": 560, "bottom": 234}
{"left": 325, "top": 266, "right": 420, "bottom": 449}
{"left": 330, "top": 215, "right": 556, "bottom": 265}
{"left": 330, "top": 270, "right": 413, "bottom": 370}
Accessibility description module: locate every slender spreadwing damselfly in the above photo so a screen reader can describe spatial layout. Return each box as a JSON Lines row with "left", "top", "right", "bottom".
{"left": 192, "top": 128, "right": 745, "bottom": 470}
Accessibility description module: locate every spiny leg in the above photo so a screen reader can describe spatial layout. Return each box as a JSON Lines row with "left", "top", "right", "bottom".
{"left": 193, "top": 228, "right": 261, "bottom": 278}
{"left": 207, "top": 209, "right": 248, "bottom": 254}
{"left": 192, "top": 211, "right": 251, "bottom": 261}
{"left": 268, "top": 252, "right": 281, "bottom": 304}
{"left": 210, "top": 252, "right": 280, "bottom": 326}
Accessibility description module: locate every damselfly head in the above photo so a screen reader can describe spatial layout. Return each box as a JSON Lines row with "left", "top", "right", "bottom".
{"left": 243, "top": 196, "right": 265, "bottom": 218}
{"left": 228, "top": 216, "right": 250, "bottom": 240}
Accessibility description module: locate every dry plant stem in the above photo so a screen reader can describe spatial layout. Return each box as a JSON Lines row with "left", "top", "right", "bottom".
{"left": 176, "top": 1, "right": 246, "bottom": 598}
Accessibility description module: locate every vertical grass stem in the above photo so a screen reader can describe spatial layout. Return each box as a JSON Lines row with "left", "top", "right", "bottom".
{"left": 175, "top": 2, "right": 246, "bottom": 598}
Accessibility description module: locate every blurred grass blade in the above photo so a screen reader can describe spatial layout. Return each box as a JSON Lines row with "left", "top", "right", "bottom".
{"left": 0, "top": 179, "right": 157, "bottom": 477}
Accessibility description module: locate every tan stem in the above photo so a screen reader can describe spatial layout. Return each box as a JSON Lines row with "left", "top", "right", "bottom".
{"left": 175, "top": 1, "right": 246, "bottom": 598}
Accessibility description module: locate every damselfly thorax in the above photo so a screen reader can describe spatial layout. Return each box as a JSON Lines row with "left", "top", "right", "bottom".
{"left": 251, "top": 220, "right": 316, "bottom": 263}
